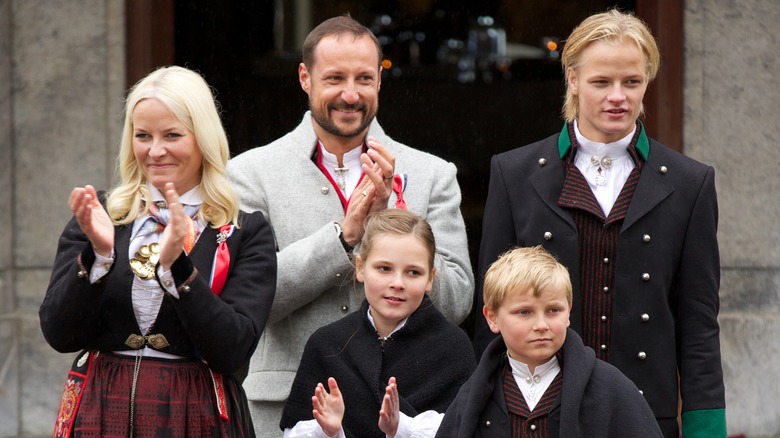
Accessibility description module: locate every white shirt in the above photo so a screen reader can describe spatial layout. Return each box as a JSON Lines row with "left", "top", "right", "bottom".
{"left": 507, "top": 355, "right": 561, "bottom": 411}
{"left": 572, "top": 120, "right": 636, "bottom": 216}
{"left": 319, "top": 142, "right": 364, "bottom": 200}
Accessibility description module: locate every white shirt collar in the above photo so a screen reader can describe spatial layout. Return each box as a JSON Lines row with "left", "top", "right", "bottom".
{"left": 319, "top": 142, "right": 364, "bottom": 199}
{"left": 319, "top": 141, "right": 364, "bottom": 167}
{"left": 573, "top": 119, "right": 634, "bottom": 160}
{"left": 366, "top": 306, "right": 408, "bottom": 338}
{"left": 507, "top": 354, "right": 561, "bottom": 411}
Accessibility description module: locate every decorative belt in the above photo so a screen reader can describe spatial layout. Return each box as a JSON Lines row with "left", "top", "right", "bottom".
{"left": 124, "top": 333, "right": 170, "bottom": 350}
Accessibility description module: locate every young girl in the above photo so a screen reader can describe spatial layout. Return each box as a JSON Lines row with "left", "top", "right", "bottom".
{"left": 279, "top": 209, "right": 475, "bottom": 438}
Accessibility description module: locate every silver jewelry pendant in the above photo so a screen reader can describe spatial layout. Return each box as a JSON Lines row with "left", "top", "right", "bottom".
{"left": 590, "top": 155, "right": 613, "bottom": 170}
{"left": 333, "top": 166, "right": 348, "bottom": 190}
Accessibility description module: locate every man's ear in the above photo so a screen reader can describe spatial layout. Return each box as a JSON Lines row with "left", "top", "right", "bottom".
{"left": 566, "top": 67, "right": 579, "bottom": 96}
{"left": 299, "top": 63, "right": 311, "bottom": 93}
{"left": 355, "top": 256, "right": 365, "bottom": 282}
{"left": 482, "top": 305, "right": 501, "bottom": 334}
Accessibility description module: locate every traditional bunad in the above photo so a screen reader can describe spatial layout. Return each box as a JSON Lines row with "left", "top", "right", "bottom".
{"left": 438, "top": 329, "right": 663, "bottom": 437}
{"left": 41, "top": 186, "right": 276, "bottom": 437}
{"left": 474, "top": 122, "right": 726, "bottom": 436}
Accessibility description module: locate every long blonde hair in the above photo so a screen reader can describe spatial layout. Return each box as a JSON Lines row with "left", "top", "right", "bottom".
{"left": 561, "top": 9, "right": 660, "bottom": 122}
{"left": 105, "top": 66, "right": 239, "bottom": 227}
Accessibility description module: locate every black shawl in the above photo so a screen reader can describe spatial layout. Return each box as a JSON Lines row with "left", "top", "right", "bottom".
{"left": 280, "top": 295, "right": 476, "bottom": 437}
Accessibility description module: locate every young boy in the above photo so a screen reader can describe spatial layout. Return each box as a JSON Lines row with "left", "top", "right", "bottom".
{"left": 438, "top": 246, "right": 663, "bottom": 437}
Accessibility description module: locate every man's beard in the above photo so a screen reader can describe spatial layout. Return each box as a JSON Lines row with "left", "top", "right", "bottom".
{"left": 311, "top": 102, "right": 376, "bottom": 138}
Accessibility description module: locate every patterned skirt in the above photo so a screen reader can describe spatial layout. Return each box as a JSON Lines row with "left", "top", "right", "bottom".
{"left": 72, "top": 352, "right": 251, "bottom": 437}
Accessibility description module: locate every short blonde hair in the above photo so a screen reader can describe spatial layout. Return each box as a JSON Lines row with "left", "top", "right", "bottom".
{"left": 483, "top": 246, "right": 572, "bottom": 311}
{"left": 561, "top": 9, "right": 660, "bottom": 122}
{"left": 106, "top": 66, "right": 240, "bottom": 227}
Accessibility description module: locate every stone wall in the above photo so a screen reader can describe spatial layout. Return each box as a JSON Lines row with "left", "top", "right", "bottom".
{"left": 684, "top": 1, "right": 780, "bottom": 436}
{"left": 0, "top": 1, "right": 125, "bottom": 436}
{"left": 0, "top": 0, "right": 778, "bottom": 437}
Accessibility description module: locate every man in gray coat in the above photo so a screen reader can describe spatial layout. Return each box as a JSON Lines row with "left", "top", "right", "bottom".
{"left": 227, "top": 15, "right": 474, "bottom": 437}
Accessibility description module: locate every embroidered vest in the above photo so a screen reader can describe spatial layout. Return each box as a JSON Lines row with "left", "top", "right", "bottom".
{"left": 558, "top": 123, "right": 644, "bottom": 361}
{"left": 503, "top": 359, "right": 563, "bottom": 438}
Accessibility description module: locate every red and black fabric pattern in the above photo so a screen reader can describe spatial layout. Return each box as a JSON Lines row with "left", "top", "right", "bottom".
{"left": 502, "top": 360, "right": 563, "bottom": 438}
{"left": 73, "top": 353, "right": 229, "bottom": 437}
{"left": 558, "top": 123, "right": 644, "bottom": 361}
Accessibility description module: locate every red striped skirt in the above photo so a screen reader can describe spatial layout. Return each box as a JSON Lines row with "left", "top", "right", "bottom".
{"left": 73, "top": 352, "right": 229, "bottom": 437}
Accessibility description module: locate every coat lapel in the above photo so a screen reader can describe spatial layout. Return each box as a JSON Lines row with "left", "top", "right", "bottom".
{"left": 622, "top": 162, "right": 674, "bottom": 232}
{"left": 530, "top": 153, "right": 577, "bottom": 231}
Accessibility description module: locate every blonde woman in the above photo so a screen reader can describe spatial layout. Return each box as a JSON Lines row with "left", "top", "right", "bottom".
{"left": 41, "top": 66, "right": 276, "bottom": 437}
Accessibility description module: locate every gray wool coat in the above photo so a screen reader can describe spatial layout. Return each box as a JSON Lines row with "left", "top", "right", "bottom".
{"left": 227, "top": 112, "right": 474, "bottom": 437}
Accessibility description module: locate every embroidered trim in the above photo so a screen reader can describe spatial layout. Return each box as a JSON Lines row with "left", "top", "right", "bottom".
{"left": 76, "top": 255, "right": 88, "bottom": 279}
{"left": 209, "top": 369, "right": 229, "bottom": 421}
{"left": 53, "top": 351, "right": 98, "bottom": 438}
{"left": 176, "top": 267, "right": 199, "bottom": 294}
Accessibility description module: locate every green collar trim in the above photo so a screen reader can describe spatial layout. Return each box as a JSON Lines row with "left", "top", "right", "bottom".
{"left": 557, "top": 121, "right": 650, "bottom": 160}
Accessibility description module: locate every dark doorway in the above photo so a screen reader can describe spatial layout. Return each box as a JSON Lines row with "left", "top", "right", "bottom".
{"left": 167, "top": 0, "right": 638, "bottom": 265}
{"left": 127, "top": 1, "right": 680, "bottom": 331}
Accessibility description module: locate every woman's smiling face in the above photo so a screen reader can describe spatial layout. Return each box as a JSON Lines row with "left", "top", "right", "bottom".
{"left": 132, "top": 98, "right": 203, "bottom": 193}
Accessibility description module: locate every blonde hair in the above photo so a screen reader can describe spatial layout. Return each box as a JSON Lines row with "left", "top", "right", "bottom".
{"left": 105, "top": 66, "right": 239, "bottom": 227}
{"left": 358, "top": 209, "right": 435, "bottom": 271}
{"left": 561, "top": 9, "right": 660, "bottom": 122}
{"left": 483, "top": 246, "right": 572, "bottom": 311}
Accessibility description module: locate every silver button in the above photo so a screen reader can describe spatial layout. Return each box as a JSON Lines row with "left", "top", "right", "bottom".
{"left": 641, "top": 313, "right": 650, "bottom": 322}
{"left": 538, "top": 158, "right": 547, "bottom": 167}
{"left": 163, "top": 279, "right": 174, "bottom": 288}
{"left": 642, "top": 234, "right": 651, "bottom": 243}
{"left": 77, "top": 270, "right": 87, "bottom": 278}
{"left": 642, "top": 273, "right": 650, "bottom": 281}
{"left": 321, "top": 186, "right": 330, "bottom": 194}
{"left": 638, "top": 351, "right": 647, "bottom": 360}
{"left": 341, "top": 305, "right": 349, "bottom": 312}
{"left": 603, "top": 257, "right": 609, "bottom": 264}
{"left": 544, "top": 231, "right": 553, "bottom": 240}
{"left": 603, "top": 286, "right": 609, "bottom": 293}
{"left": 600, "top": 344, "right": 607, "bottom": 351}
{"left": 639, "top": 389, "right": 644, "bottom": 395}
{"left": 601, "top": 315, "right": 607, "bottom": 322}
{"left": 485, "top": 420, "right": 491, "bottom": 428}
{"left": 181, "top": 285, "right": 191, "bottom": 293}
{"left": 659, "top": 166, "right": 668, "bottom": 174}
{"left": 335, "top": 273, "right": 341, "bottom": 278}
{"left": 530, "top": 424, "right": 537, "bottom": 431}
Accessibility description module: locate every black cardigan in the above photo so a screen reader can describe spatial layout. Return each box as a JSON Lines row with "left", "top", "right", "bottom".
{"left": 280, "top": 295, "right": 476, "bottom": 438}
